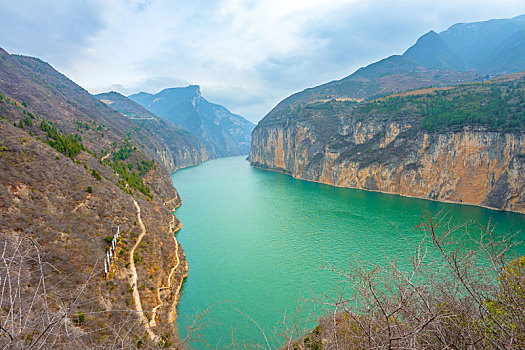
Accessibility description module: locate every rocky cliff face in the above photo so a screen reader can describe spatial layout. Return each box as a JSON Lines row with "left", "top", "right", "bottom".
{"left": 251, "top": 78, "right": 525, "bottom": 214}
{"left": 251, "top": 122, "right": 525, "bottom": 213}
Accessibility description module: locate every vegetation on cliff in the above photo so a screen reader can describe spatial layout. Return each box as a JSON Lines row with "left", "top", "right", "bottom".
{"left": 40, "top": 119, "right": 85, "bottom": 158}
{"left": 259, "top": 74, "right": 525, "bottom": 135}
{"left": 104, "top": 140, "right": 156, "bottom": 198}
{"left": 356, "top": 77, "right": 525, "bottom": 132}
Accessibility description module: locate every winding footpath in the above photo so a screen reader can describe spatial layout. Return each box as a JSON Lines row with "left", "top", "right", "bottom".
{"left": 130, "top": 195, "right": 184, "bottom": 338}
{"left": 130, "top": 198, "right": 157, "bottom": 341}
{"left": 163, "top": 196, "right": 179, "bottom": 206}
{"left": 149, "top": 213, "right": 181, "bottom": 327}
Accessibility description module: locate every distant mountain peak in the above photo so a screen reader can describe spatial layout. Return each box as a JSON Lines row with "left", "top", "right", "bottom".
{"left": 129, "top": 85, "right": 254, "bottom": 158}
{"left": 188, "top": 84, "right": 201, "bottom": 96}
{"left": 405, "top": 30, "right": 446, "bottom": 52}
{"left": 403, "top": 28, "right": 461, "bottom": 70}
{"left": 187, "top": 85, "right": 201, "bottom": 102}
{"left": 422, "top": 29, "right": 439, "bottom": 37}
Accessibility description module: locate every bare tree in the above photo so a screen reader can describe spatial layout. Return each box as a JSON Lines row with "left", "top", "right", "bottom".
{"left": 0, "top": 235, "right": 173, "bottom": 349}
{"left": 286, "top": 212, "right": 525, "bottom": 349}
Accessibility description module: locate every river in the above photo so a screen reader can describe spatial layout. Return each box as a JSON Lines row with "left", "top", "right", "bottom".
{"left": 172, "top": 156, "right": 525, "bottom": 348}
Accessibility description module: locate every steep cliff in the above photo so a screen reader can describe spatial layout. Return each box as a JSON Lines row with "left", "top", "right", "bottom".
{"left": 250, "top": 74, "right": 525, "bottom": 214}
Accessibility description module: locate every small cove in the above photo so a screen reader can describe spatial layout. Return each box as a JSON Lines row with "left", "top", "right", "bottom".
{"left": 172, "top": 156, "right": 525, "bottom": 347}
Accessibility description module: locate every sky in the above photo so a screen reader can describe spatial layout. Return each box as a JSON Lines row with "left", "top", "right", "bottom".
{"left": 0, "top": 0, "right": 524, "bottom": 123}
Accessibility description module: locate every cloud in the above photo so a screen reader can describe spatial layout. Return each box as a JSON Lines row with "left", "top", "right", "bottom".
{"left": 1, "top": 0, "right": 524, "bottom": 122}
{"left": 0, "top": 0, "right": 106, "bottom": 65}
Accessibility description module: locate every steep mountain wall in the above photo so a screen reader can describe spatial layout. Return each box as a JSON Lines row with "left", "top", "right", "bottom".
{"left": 129, "top": 86, "right": 255, "bottom": 158}
{"left": 251, "top": 77, "right": 525, "bottom": 214}
{"left": 251, "top": 122, "right": 525, "bottom": 213}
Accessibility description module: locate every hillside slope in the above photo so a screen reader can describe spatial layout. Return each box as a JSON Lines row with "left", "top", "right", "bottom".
{"left": 130, "top": 85, "right": 255, "bottom": 158}
{"left": 96, "top": 91, "right": 209, "bottom": 171}
{"left": 262, "top": 15, "right": 525, "bottom": 120}
{"left": 0, "top": 48, "right": 189, "bottom": 347}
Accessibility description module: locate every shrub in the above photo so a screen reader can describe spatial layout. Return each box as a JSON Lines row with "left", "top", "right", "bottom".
{"left": 40, "top": 119, "right": 84, "bottom": 158}
{"left": 74, "top": 312, "right": 85, "bottom": 325}
{"left": 86, "top": 186, "right": 93, "bottom": 194}
{"left": 91, "top": 169, "right": 102, "bottom": 181}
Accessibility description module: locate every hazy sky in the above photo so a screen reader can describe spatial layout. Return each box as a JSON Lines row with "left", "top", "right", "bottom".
{"left": 0, "top": 0, "right": 524, "bottom": 122}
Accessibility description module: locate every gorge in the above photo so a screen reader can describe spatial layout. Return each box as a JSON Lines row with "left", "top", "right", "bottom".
{"left": 1, "top": 10, "right": 525, "bottom": 349}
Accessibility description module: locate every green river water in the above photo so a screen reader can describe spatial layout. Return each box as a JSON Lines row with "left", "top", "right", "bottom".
{"left": 172, "top": 156, "right": 525, "bottom": 348}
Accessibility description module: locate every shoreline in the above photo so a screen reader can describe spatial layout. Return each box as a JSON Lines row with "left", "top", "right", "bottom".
{"left": 250, "top": 163, "right": 525, "bottom": 216}
{"left": 163, "top": 199, "right": 186, "bottom": 326}
{"left": 164, "top": 154, "right": 250, "bottom": 330}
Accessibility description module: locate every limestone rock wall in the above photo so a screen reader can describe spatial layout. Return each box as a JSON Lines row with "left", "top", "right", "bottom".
{"left": 250, "top": 117, "right": 525, "bottom": 214}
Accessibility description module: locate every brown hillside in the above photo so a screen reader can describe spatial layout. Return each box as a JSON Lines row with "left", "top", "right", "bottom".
{"left": 0, "top": 48, "right": 189, "bottom": 348}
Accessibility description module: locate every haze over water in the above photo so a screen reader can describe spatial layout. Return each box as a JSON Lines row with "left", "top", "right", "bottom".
{"left": 172, "top": 156, "right": 525, "bottom": 347}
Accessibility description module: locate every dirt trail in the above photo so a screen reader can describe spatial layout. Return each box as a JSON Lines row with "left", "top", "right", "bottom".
{"left": 130, "top": 198, "right": 157, "bottom": 341}
{"left": 149, "top": 214, "right": 181, "bottom": 327}
{"left": 163, "top": 195, "right": 179, "bottom": 206}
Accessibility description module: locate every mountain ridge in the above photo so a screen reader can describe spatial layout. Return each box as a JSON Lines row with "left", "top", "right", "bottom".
{"left": 259, "top": 14, "right": 525, "bottom": 124}
{"left": 129, "top": 85, "right": 255, "bottom": 158}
